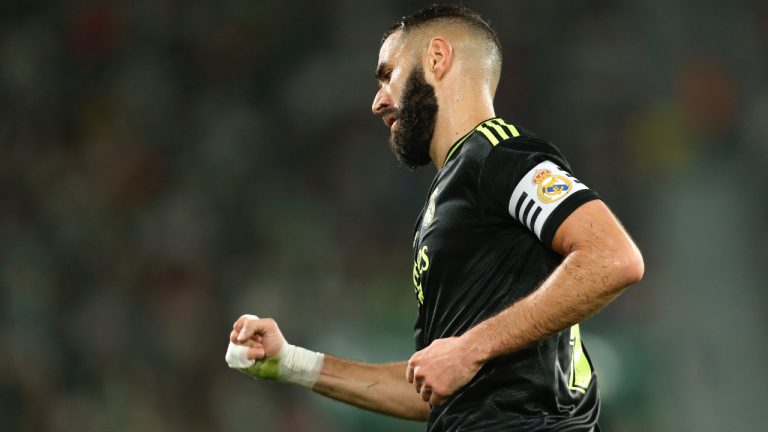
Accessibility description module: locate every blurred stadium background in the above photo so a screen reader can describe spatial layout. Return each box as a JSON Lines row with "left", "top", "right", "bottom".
{"left": 2, "top": 0, "right": 767, "bottom": 431}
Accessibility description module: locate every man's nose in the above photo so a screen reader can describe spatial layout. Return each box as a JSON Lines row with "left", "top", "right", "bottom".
{"left": 372, "top": 88, "right": 393, "bottom": 115}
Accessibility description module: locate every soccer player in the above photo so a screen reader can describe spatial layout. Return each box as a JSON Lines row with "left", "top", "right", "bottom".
{"left": 225, "top": 5, "right": 643, "bottom": 431}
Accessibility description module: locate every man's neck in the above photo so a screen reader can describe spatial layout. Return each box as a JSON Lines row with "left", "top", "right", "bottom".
{"left": 430, "top": 102, "right": 496, "bottom": 170}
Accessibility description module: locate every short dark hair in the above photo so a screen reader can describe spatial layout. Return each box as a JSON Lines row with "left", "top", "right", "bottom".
{"left": 381, "top": 4, "right": 501, "bottom": 56}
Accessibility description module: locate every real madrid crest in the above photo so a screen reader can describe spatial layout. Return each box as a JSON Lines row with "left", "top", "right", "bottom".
{"left": 422, "top": 187, "right": 439, "bottom": 228}
{"left": 532, "top": 169, "right": 572, "bottom": 203}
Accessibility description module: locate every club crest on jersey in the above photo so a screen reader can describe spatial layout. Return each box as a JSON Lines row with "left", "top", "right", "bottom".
{"left": 532, "top": 169, "right": 572, "bottom": 203}
{"left": 422, "top": 187, "right": 439, "bottom": 228}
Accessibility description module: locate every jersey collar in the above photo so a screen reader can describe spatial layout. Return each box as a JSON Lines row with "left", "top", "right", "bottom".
{"left": 442, "top": 117, "right": 501, "bottom": 166}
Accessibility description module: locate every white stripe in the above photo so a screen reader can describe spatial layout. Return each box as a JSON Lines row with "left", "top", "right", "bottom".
{"left": 526, "top": 204, "right": 541, "bottom": 231}
{"left": 522, "top": 198, "right": 536, "bottom": 229}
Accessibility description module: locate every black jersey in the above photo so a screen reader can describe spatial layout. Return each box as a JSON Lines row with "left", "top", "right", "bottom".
{"left": 411, "top": 118, "right": 601, "bottom": 432}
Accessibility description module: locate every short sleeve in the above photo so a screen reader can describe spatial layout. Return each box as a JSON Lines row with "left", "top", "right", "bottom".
{"left": 478, "top": 137, "right": 599, "bottom": 247}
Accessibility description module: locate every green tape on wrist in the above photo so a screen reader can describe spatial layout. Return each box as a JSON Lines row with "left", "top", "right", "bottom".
{"left": 242, "top": 356, "right": 281, "bottom": 381}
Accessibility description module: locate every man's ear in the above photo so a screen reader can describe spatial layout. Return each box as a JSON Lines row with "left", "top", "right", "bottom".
{"left": 426, "top": 37, "right": 453, "bottom": 81}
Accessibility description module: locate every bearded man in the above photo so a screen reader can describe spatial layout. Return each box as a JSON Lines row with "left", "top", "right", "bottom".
{"left": 225, "top": 5, "right": 643, "bottom": 431}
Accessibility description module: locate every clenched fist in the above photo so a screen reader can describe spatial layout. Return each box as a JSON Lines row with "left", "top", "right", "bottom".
{"left": 225, "top": 314, "right": 324, "bottom": 388}
{"left": 229, "top": 314, "right": 286, "bottom": 363}
{"left": 406, "top": 336, "right": 484, "bottom": 406}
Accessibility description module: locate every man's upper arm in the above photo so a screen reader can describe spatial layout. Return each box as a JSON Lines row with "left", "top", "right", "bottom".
{"left": 551, "top": 199, "right": 645, "bottom": 284}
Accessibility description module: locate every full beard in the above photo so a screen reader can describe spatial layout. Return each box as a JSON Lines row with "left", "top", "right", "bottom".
{"left": 388, "top": 67, "right": 438, "bottom": 169}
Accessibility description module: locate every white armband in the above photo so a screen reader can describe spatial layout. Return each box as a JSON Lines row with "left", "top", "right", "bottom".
{"left": 508, "top": 160, "right": 589, "bottom": 240}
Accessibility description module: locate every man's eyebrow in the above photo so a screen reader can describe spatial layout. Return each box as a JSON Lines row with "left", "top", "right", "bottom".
{"left": 375, "top": 63, "right": 391, "bottom": 81}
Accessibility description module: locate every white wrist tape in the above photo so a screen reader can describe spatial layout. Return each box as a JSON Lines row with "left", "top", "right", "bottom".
{"left": 273, "top": 343, "right": 325, "bottom": 387}
{"left": 225, "top": 342, "right": 255, "bottom": 369}
{"left": 225, "top": 341, "right": 324, "bottom": 388}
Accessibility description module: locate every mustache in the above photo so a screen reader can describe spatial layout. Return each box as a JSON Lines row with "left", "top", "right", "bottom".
{"left": 378, "top": 107, "right": 399, "bottom": 119}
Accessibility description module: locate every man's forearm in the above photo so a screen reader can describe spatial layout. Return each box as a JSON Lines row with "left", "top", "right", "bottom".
{"left": 312, "top": 356, "right": 430, "bottom": 421}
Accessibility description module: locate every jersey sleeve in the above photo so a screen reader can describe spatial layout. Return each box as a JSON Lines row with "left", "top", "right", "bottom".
{"left": 478, "top": 136, "right": 599, "bottom": 247}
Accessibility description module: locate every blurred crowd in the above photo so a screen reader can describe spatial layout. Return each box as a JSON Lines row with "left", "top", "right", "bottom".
{"left": 1, "top": 1, "right": 767, "bottom": 431}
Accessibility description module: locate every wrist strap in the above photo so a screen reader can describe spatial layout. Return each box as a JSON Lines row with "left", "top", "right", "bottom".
{"left": 276, "top": 343, "right": 325, "bottom": 388}
{"left": 227, "top": 342, "right": 324, "bottom": 388}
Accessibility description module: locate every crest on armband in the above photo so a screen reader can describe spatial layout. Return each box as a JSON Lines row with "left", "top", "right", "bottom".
{"left": 532, "top": 169, "right": 573, "bottom": 204}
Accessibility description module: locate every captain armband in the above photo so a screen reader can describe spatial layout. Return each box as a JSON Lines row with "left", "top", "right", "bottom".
{"left": 508, "top": 160, "right": 593, "bottom": 242}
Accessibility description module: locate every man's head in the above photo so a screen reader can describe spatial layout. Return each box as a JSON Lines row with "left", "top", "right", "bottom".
{"left": 372, "top": 5, "right": 502, "bottom": 168}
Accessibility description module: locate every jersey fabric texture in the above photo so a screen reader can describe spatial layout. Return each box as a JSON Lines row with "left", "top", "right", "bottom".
{"left": 411, "top": 118, "right": 601, "bottom": 432}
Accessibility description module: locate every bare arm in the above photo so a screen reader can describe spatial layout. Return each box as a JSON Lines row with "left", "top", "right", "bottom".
{"left": 463, "top": 199, "right": 644, "bottom": 361}
{"left": 313, "top": 357, "right": 430, "bottom": 421}
{"left": 407, "top": 200, "right": 644, "bottom": 405}
{"left": 229, "top": 315, "right": 429, "bottom": 421}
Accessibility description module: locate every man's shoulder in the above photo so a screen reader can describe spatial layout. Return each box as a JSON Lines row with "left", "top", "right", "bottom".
{"left": 456, "top": 119, "right": 564, "bottom": 166}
